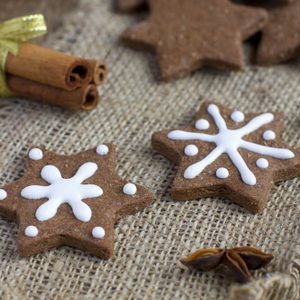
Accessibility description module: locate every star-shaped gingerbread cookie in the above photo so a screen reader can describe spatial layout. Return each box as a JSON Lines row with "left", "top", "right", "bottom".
{"left": 0, "top": 145, "right": 153, "bottom": 258}
{"left": 116, "top": 0, "right": 147, "bottom": 12}
{"left": 122, "top": 0, "right": 268, "bottom": 80}
{"left": 255, "top": 1, "right": 300, "bottom": 65}
{"left": 152, "top": 101, "right": 300, "bottom": 213}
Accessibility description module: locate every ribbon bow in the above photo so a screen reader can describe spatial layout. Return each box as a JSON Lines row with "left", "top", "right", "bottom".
{"left": 0, "top": 15, "right": 47, "bottom": 97}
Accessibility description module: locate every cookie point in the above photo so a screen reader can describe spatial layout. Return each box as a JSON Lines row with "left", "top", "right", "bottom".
{"left": 96, "top": 144, "right": 109, "bottom": 155}
{"left": 92, "top": 226, "right": 105, "bottom": 239}
{"left": 0, "top": 189, "right": 7, "bottom": 200}
{"left": 123, "top": 183, "right": 137, "bottom": 195}
{"left": 25, "top": 225, "right": 38, "bottom": 237}
{"left": 29, "top": 148, "right": 43, "bottom": 160}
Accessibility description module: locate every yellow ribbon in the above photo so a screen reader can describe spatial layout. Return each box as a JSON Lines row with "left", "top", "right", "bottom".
{"left": 0, "top": 14, "right": 47, "bottom": 97}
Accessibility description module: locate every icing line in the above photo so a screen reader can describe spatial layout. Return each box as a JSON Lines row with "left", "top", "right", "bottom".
{"left": 168, "top": 104, "right": 294, "bottom": 185}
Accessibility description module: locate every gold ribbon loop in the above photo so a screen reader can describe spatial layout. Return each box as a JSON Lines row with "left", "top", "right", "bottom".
{"left": 0, "top": 14, "right": 47, "bottom": 97}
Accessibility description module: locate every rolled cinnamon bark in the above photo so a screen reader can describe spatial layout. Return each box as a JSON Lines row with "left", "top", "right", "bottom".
{"left": 88, "top": 59, "right": 108, "bottom": 85}
{"left": 7, "top": 75, "right": 99, "bottom": 111}
{"left": 5, "top": 43, "right": 93, "bottom": 91}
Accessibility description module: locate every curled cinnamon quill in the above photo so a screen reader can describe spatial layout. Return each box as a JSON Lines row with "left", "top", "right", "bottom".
{"left": 6, "top": 43, "right": 93, "bottom": 91}
{"left": 88, "top": 59, "right": 108, "bottom": 86}
{"left": 7, "top": 75, "right": 99, "bottom": 111}
{"left": 181, "top": 246, "right": 273, "bottom": 283}
{"left": 0, "top": 16, "right": 107, "bottom": 111}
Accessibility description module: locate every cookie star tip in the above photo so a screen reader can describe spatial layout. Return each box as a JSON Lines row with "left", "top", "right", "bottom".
{"left": 122, "top": 22, "right": 154, "bottom": 48}
{"left": 235, "top": 6, "right": 268, "bottom": 40}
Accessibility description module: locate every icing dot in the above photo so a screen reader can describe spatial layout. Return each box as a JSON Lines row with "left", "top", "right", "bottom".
{"left": 0, "top": 189, "right": 7, "bottom": 200}
{"left": 92, "top": 226, "right": 105, "bottom": 239}
{"left": 256, "top": 158, "right": 269, "bottom": 169}
{"left": 96, "top": 144, "right": 109, "bottom": 155}
{"left": 29, "top": 148, "right": 43, "bottom": 160}
{"left": 25, "top": 225, "right": 38, "bottom": 237}
{"left": 195, "top": 119, "right": 210, "bottom": 130}
{"left": 263, "top": 130, "right": 276, "bottom": 141}
{"left": 123, "top": 183, "right": 137, "bottom": 196}
{"left": 216, "top": 167, "right": 229, "bottom": 179}
{"left": 231, "top": 111, "right": 245, "bottom": 123}
{"left": 184, "top": 144, "right": 199, "bottom": 156}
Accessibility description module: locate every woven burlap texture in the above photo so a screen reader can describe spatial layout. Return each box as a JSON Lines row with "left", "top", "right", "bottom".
{"left": 0, "top": 1, "right": 299, "bottom": 299}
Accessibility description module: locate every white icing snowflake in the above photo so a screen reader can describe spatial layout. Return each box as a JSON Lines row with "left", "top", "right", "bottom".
{"left": 168, "top": 104, "right": 295, "bottom": 185}
{"left": 21, "top": 162, "right": 103, "bottom": 222}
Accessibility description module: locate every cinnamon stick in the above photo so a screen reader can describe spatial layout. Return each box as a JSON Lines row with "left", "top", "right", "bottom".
{"left": 6, "top": 43, "right": 93, "bottom": 91}
{"left": 88, "top": 59, "right": 108, "bottom": 85}
{"left": 7, "top": 75, "right": 99, "bottom": 111}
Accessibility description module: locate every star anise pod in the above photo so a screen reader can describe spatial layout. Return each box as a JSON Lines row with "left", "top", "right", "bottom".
{"left": 181, "top": 246, "right": 273, "bottom": 283}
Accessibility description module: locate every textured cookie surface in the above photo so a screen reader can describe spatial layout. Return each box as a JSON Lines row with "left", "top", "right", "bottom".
{"left": 0, "top": 146, "right": 153, "bottom": 258}
{"left": 256, "top": 1, "right": 300, "bottom": 65}
{"left": 152, "top": 101, "right": 300, "bottom": 213}
{"left": 122, "top": 0, "right": 267, "bottom": 80}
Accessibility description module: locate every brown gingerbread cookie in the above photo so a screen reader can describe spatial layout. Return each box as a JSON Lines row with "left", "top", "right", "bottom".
{"left": 152, "top": 101, "right": 300, "bottom": 213}
{"left": 255, "top": 0, "right": 300, "bottom": 65}
{"left": 122, "top": 0, "right": 268, "bottom": 81}
{"left": 0, "top": 145, "right": 153, "bottom": 258}
{"left": 116, "top": 0, "right": 147, "bottom": 12}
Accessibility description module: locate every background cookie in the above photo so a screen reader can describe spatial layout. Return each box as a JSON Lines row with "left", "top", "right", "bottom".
{"left": 122, "top": 0, "right": 267, "bottom": 80}
{"left": 254, "top": 0, "right": 300, "bottom": 64}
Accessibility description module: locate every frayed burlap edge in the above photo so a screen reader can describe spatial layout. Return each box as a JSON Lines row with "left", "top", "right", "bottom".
{"left": 228, "top": 246, "right": 300, "bottom": 300}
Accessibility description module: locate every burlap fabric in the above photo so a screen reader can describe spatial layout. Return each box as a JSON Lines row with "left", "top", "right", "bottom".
{"left": 0, "top": 1, "right": 299, "bottom": 299}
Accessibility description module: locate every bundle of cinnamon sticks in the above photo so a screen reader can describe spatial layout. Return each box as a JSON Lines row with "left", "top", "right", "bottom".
{"left": 5, "top": 43, "right": 107, "bottom": 110}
